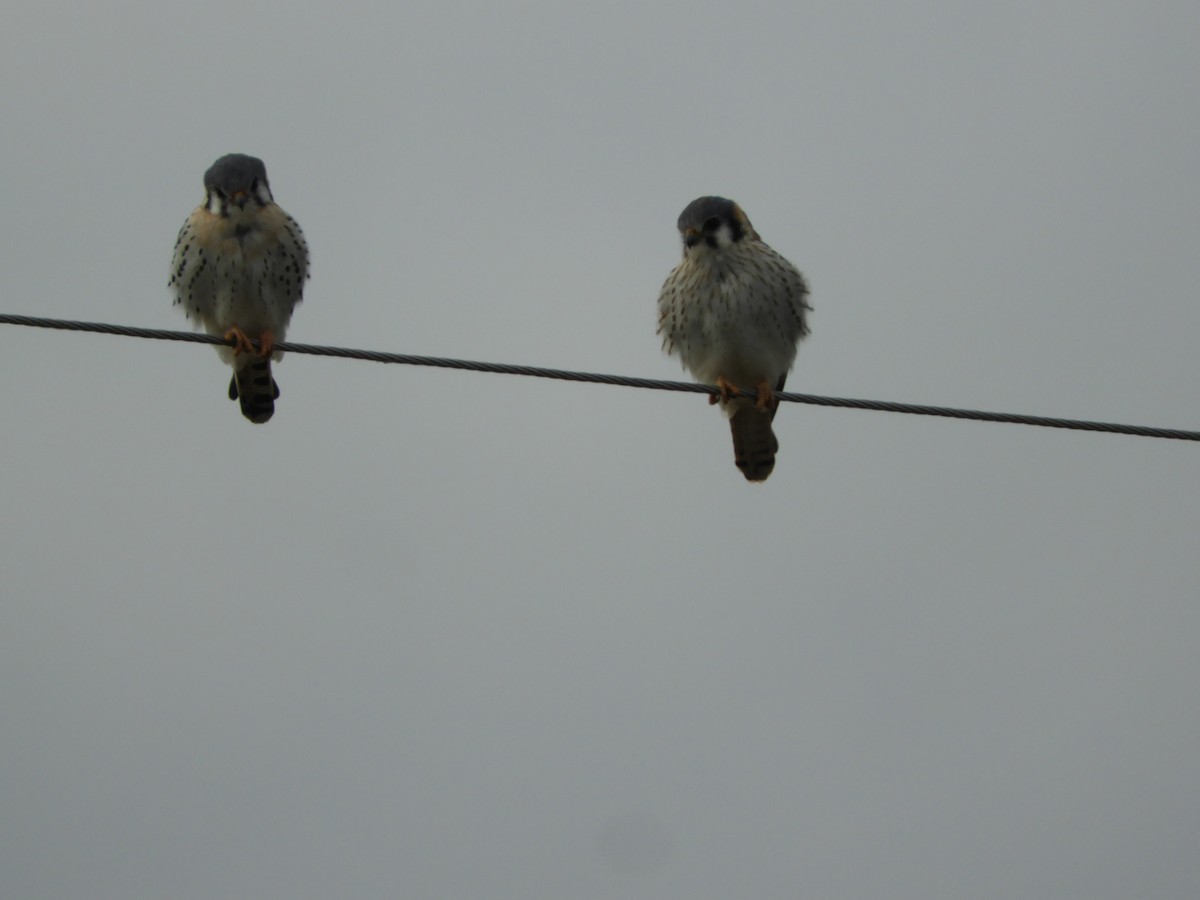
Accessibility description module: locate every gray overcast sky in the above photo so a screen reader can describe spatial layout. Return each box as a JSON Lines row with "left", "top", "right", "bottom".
{"left": 2, "top": 2, "right": 1199, "bottom": 897}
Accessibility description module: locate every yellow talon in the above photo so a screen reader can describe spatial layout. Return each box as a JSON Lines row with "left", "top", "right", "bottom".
{"left": 224, "top": 326, "right": 255, "bottom": 356}
{"left": 755, "top": 378, "right": 777, "bottom": 411}
{"left": 713, "top": 375, "right": 740, "bottom": 404}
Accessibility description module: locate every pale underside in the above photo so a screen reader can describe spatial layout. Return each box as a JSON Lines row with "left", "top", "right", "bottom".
{"left": 657, "top": 239, "right": 809, "bottom": 417}
{"left": 169, "top": 203, "right": 308, "bottom": 370}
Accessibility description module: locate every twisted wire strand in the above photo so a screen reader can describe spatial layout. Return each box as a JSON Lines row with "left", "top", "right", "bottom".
{"left": 3, "top": 313, "right": 1197, "bottom": 442}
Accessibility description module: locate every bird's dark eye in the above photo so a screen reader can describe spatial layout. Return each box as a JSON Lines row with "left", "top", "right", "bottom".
{"left": 215, "top": 188, "right": 227, "bottom": 199}
{"left": 703, "top": 216, "right": 722, "bottom": 231}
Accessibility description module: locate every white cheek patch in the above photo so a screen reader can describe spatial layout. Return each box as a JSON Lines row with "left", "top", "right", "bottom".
{"left": 255, "top": 182, "right": 274, "bottom": 205}
{"left": 713, "top": 222, "right": 736, "bottom": 248}
{"left": 208, "top": 193, "right": 225, "bottom": 216}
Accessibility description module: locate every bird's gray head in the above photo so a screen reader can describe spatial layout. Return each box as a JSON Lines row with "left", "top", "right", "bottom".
{"left": 676, "top": 196, "right": 759, "bottom": 253}
{"left": 203, "top": 154, "right": 273, "bottom": 215}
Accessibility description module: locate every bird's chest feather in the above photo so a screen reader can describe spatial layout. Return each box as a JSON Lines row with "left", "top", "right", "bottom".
{"left": 658, "top": 249, "right": 802, "bottom": 388}
{"left": 174, "top": 205, "right": 306, "bottom": 336}
{"left": 666, "top": 259, "right": 767, "bottom": 350}
{"left": 202, "top": 216, "right": 284, "bottom": 280}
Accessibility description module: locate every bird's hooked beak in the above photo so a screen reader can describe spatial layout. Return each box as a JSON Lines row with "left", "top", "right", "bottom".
{"left": 682, "top": 226, "right": 702, "bottom": 248}
{"left": 228, "top": 189, "right": 250, "bottom": 209}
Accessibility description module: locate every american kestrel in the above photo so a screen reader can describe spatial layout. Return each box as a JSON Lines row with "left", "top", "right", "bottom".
{"left": 657, "top": 196, "right": 810, "bottom": 481}
{"left": 169, "top": 153, "right": 309, "bottom": 423}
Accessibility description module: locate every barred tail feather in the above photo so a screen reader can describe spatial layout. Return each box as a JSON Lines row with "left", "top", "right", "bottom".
{"left": 228, "top": 358, "right": 280, "bottom": 424}
{"left": 728, "top": 405, "right": 779, "bottom": 482}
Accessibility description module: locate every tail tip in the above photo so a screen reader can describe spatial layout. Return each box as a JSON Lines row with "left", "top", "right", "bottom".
{"left": 228, "top": 368, "right": 279, "bottom": 424}
{"left": 735, "top": 458, "right": 776, "bottom": 482}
